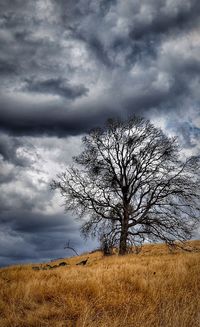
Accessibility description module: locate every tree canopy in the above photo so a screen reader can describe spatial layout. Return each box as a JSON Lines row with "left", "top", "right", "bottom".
{"left": 51, "top": 116, "right": 200, "bottom": 254}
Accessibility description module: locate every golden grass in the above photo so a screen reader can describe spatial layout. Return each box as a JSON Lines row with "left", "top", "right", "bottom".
{"left": 0, "top": 241, "right": 200, "bottom": 327}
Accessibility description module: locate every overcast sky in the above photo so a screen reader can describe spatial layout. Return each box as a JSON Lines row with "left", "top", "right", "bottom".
{"left": 0, "top": 0, "right": 200, "bottom": 267}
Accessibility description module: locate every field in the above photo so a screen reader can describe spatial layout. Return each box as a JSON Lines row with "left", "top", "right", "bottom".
{"left": 0, "top": 241, "right": 200, "bottom": 327}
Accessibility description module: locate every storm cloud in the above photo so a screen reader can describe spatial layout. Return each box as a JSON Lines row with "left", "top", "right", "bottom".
{"left": 24, "top": 77, "right": 89, "bottom": 99}
{"left": 0, "top": 0, "right": 199, "bottom": 266}
{"left": 0, "top": 0, "right": 200, "bottom": 136}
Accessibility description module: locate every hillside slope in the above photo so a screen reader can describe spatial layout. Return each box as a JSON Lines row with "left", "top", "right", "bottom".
{"left": 1, "top": 241, "right": 200, "bottom": 327}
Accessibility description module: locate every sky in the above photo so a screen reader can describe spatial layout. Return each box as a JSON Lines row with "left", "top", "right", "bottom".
{"left": 0, "top": 0, "right": 200, "bottom": 267}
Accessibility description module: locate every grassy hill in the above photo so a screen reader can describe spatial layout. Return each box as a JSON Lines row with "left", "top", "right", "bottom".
{"left": 0, "top": 241, "right": 200, "bottom": 327}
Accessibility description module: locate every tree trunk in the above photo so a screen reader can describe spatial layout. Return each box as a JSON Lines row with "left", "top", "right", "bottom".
{"left": 119, "top": 223, "right": 128, "bottom": 255}
{"left": 119, "top": 202, "right": 129, "bottom": 255}
{"left": 119, "top": 232, "right": 127, "bottom": 255}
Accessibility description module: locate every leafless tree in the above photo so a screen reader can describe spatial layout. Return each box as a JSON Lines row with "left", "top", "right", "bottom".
{"left": 64, "top": 240, "right": 79, "bottom": 256}
{"left": 100, "top": 233, "right": 115, "bottom": 255}
{"left": 51, "top": 116, "right": 200, "bottom": 255}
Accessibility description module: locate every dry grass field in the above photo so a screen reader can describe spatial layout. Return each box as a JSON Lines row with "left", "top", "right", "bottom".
{"left": 0, "top": 241, "right": 200, "bottom": 327}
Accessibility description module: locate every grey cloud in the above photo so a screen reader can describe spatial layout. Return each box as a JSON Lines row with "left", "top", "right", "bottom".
{"left": 64, "top": 0, "right": 200, "bottom": 68}
{"left": 0, "top": 210, "right": 97, "bottom": 267}
{"left": 0, "top": 133, "right": 36, "bottom": 166}
{"left": 128, "top": 1, "right": 200, "bottom": 40}
{"left": 0, "top": 131, "right": 98, "bottom": 267}
{"left": 0, "top": 95, "right": 113, "bottom": 136}
{"left": 0, "top": 60, "right": 17, "bottom": 75}
{"left": 24, "top": 78, "right": 89, "bottom": 99}
{"left": 169, "top": 120, "right": 200, "bottom": 150}
{"left": 0, "top": 0, "right": 199, "bottom": 137}
{"left": 83, "top": 35, "right": 112, "bottom": 67}
{"left": 0, "top": 210, "right": 76, "bottom": 235}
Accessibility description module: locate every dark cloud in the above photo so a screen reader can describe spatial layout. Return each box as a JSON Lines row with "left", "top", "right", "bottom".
{"left": 24, "top": 78, "right": 89, "bottom": 99}
{"left": 0, "top": 101, "right": 97, "bottom": 136}
{"left": 0, "top": 131, "right": 98, "bottom": 267}
{"left": 0, "top": 60, "right": 17, "bottom": 75}
{"left": 0, "top": 0, "right": 199, "bottom": 136}
{"left": 0, "top": 185, "right": 97, "bottom": 267}
{"left": 128, "top": 0, "right": 200, "bottom": 41}
{"left": 0, "top": 133, "right": 36, "bottom": 167}
{"left": 0, "top": 210, "right": 97, "bottom": 267}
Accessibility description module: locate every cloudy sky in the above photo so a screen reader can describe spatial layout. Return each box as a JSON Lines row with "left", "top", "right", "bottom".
{"left": 0, "top": 0, "right": 200, "bottom": 267}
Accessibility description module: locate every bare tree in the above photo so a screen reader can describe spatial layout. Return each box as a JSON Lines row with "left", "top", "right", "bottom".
{"left": 64, "top": 240, "right": 79, "bottom": 256}
{"left": 51, "top": 116, "right": 200, "bottom": 255}
{"left": 100, "top": 233, "right": 115, "bottom": 256}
